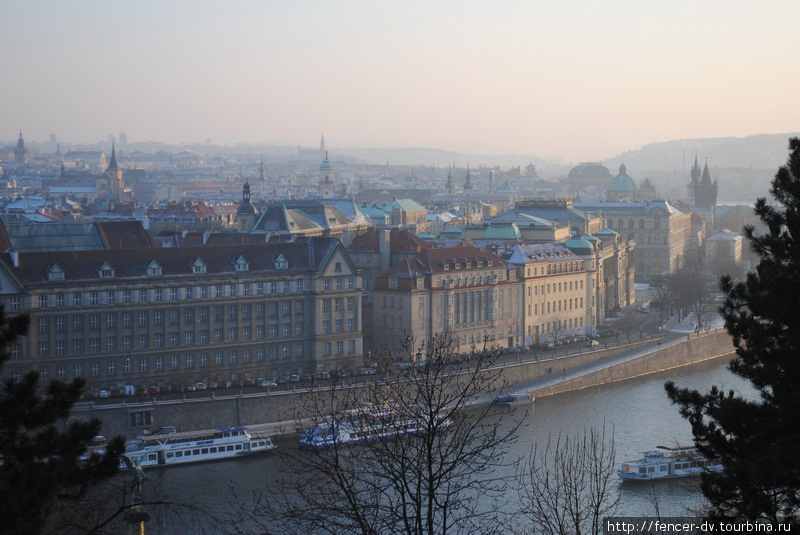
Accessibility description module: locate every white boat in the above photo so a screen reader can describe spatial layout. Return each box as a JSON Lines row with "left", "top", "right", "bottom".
{"left": 300, "top": 403, "right": 451, "bottom": 448}
{"left": 617, "top": 445, "right": 722, "bottom": 481}
{"left": 495, "top": 392, "right": 534, "bottom": 406}
{"left": 123, "top": 426, "right": 275, "bottom": 468}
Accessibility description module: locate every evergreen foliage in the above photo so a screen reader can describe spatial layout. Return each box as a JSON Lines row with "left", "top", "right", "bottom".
{"left": 666, "top": 138, "right": 800, "bottom": 523}
{"left": 0, "top": 305, "right": 125, "bottom": 535}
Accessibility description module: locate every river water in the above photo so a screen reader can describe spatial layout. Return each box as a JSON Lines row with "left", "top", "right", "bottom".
{"left": 140, "top": 356, "right": 748, "bottom": 532}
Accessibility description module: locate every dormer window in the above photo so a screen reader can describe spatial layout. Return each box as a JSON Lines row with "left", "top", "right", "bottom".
{"left": 443, "top": 263, "right": 449, "bottom": 271}
{"left": 48, "top": 263, "right": 65, "bottom": 281}
{"left": 389, "top": 277, "right": 398, "bottom": 289}
{"left": 191, "top": 258, "right": 207, "bottom": 274}
{"left": 146, "top": 259, "right": 162, "bottom": 276}
{"left": 465, "top": 262, "right": 471, "bottom": 269}
{"left": 98, "top": 261, "right": 114, "bottom": 279}
{"left": 275, "top": 253, "right": 288, "bottom": 270}
{"left": 416, "top": 277, "right": 424, "bottom": 289}
{"left": 487, "top": 261, "right": 493, "bottom": 267}
{"left": 234, "top": 255, "right": 249, "bottom": 272}
{"left": 476, "top": 261, "right": 482, "bottom": 268}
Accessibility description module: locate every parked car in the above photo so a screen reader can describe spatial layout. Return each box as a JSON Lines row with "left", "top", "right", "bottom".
{"left": 97, "top": 390, "right": 110, "bottom": 399}
{"left": 242, "top": 378, "right": 255, "bottom": 387}
{"left": 257, "top": 379, "right": 277, "bottom": 388}
{"left": 147, "top": 385, "right": 160, "bottom": 395}
{"left": 317, "top": 371, "right": 331, "bottom": 381}
{"left": 276, "top": 376, "right": 288, "bottom": 384}
{"left": 289, "top": 375, "right": 300, "bottom": 383}
{"left": 299, "top": 374, "right": 312, "bottom": 382}
{"left": 358, "top": 368, "right": 377, "bottom": 376}
{"left": 208, "top": 381, "right": 218, "bottom": 389}
{"left": 195, "top": 382, "right": 207, "bottom": 390}
{"left": 184, "top": 385, "right": 196, "bottom": 392}
{"left": 588, "top": 340, "right": 600, "bottom": 347}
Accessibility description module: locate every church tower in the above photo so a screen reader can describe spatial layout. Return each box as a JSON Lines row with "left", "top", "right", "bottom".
{"left": 319, "top": 151, "right": 335, "bottom": 198}
{"left": 464, "top": 164, "right": 474, "bottom": 191}
{"left": 687, "top": 153, "right": 700, "bottom": 203}
{"left": 105, "top": 141, "right": 124, "bottom": 197}
{"left": 693, "top": 160, "right": 718, "bottom": 210}
{"left": 258, "top": 157, "right": 269, "bottom": 198}
{"left": 14, "top": 131, "right": 28, "bottom": 168}
{"left": 446, "top": 165, "right": 455, "bottom": 195}
{"left": 236, "top": 181, "right": 258, "bottom": 232}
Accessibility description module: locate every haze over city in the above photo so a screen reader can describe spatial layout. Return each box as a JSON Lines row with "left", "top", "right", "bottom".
{"left": 3, "top": 0, "right": 798, "bottom": 161}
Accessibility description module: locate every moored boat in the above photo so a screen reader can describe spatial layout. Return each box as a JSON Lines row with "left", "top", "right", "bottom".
{"left": 300, "top": 403, "right": 451, "bottom": 448}
{"left": 123, "top": 426, "right": 275, "bottom": 468}
{"left": 617, "top": 445, "right": 722, "bottom": 481}
{"left": 495, "top": 392, "right": 534, "bottom": 406}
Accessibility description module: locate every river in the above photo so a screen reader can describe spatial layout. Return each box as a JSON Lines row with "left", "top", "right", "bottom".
{"left": 138, "top": 356, "right": 748, "bottom": 533}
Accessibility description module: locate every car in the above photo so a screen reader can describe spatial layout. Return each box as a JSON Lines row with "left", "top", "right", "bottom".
{"left": 588, "top": 340, "right": 600, "bottom": 347}
{"left": 317, "top": 371, "right": 331, "bottom": 381}
{"left": 289, "top": 375, "right": 300, "bottom": 383}
{"left": 97, "top": 390, "right": 110, "bottom": 399}
{"left": 147, "top": 385, "right": 160, "bottom": 395}
{"left": 257, "top": 379, "right": 277, "bottom": 388}
{"left": 184, "top": 385, "right": 196, "bottom": 392}
{"left": 339, "top": 370, "right": 349, "bottom": 378}
{"left": 195, "top": 382, "right": 207, "bottom": 390}
{"left": 358, "top": 368, "right": 377, "bottom": 376}
{"left": 276, "top": 376, "right": 288, "bottom": 384}
{"left": 299, "top": 374, "right": 312, "bottom": 382}
{"left": 242, "top": 378, "right": 255, "bottom": 387}
{"left": 208, "top": 381, "right": 218, "bottom": 389}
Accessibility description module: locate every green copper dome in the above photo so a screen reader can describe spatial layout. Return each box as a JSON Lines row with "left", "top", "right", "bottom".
{"left": 608, "top": 163, "right": 637, "bottom": 193}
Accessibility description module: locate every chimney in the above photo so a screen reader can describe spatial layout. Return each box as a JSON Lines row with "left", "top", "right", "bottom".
{"left": 203, "top": 231, "right": 211, "bottom": 245}
{"left": 379, "top": 229, "right": 391, "bottom": 273}
{"left": 9, "top": 250, "right": 19, "bottom": 267}
{"left": 181, "top": 229, "right": 188, "bottom": 239}
{"left": 340, "top": 229, "right": 355, "bottom": 248}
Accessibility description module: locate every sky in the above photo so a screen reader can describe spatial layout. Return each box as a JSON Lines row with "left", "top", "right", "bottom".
{"left": 2, "top": 0, "right": 798, "bottom": 161}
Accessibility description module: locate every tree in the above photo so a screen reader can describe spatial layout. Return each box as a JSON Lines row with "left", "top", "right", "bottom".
{"left": 228, "top": 333, "right": 522, "bottom": 535}
{"left": 0, "top": 305, "right": 125, "bottom": 535}
{"left": 665, "top": 138, "right": 800, "bottom": 524}
{"left": 516, "top": 426, "right": 618, "bottom": 535}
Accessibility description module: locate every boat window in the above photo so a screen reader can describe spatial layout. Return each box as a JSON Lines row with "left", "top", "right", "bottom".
{"left": 639, "top": 467, "right": 646, "bottom": 474}
{"left": 227, "top": 445, "right": 234, "bottom": 451}
{"left": 166, "top": 453, "right": 174, "bottom": 459}
{"left": 193, "top": 449, "right": 200, "bottom": 455}
{"left": 243, "top": 444, "right": 250, "bottom": 450}
{"left": 235, "top": 444, "right": 242, "bottom": 450}
{"left": 148, "top": 454, "right": 157, "bottom": 461}
{"left": 210, "top": 447, "right": 217, "bottom": 453}
{"left": 201, "top": 448, "right": 209, "bottom": 454}
{"left": 647, "top": 467, "right": 655, "bottom": 473}
{"left": 175, "top": 451, "right": 183, "bottom": 458}
{"left": 660, "top": 465, "right": 667, "bottom": 471}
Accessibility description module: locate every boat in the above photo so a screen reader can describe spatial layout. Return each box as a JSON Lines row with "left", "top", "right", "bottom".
{"left": 495, "top": 392, "right": 534, "bottom": 406}
{"left": 616, "top": 445, "right": 723, "bottom": 481}
{"left": 300, "top": 403, "right": 451, "bottom": 448}
{"left": 122, "top": 426, "right": 275, "bottom": 468}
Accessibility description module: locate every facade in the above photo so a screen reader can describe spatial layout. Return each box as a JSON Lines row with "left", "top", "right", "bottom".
{"left": 704, "top": 229, "right": 742, "bottom": 267}
{"left": 346, "top": 228, "right": 430, "bottom": 292}
{"left": 370, "top": 246, "right": 523, "bottom": 356}
{"left": 0, "top": 237, "right": 363, "bottom": 391}
{"left": 687, "top": 156, "right": 718, "bottom": 210}
{"left": 574, "top": 200, "right": 692, "bottom": 279}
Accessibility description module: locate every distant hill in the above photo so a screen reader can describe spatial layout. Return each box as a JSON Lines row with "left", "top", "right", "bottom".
{"left": 607, "top": 132, "right": 800, "bottom": 172}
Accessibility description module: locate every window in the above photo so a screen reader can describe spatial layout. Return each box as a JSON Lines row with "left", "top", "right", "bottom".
{"left": 185, "top": 331, "right": 194, "bottom": 345}
{"left": 90, "top": 338, "right": 99, "bottom": 353}
{"left": 282, "top": 323, "right": 291, "bottom": 337}
{"left": 268, "top": 282, "right": 277, "bottom": 294}
{"left": 229, "top": 351, "right": 238, "bottom": 363}
{"left": 170, "top": 288, "right": 179, "bottom": 301}
{"left": 128, "top": 411, "right": 153, "bottom": 428}
{"left": 200, "top": 353, "right": 209, "bottom": 367}
{"left": 214, "top": 329, "right": 222, "bottom": 343}
{"left": 336, "top": 278, "right": 344, "bottom": 290}
{"left": 185, "top": 308, "right": 194, "bottom": 323}
{"left": 139, "top": 289, "right": 148, "bottom": 303}
{"left": 122, "top": 290, "right": 131, "bottom": 304}
{"left": 155, "top": 288, "right": 164, "bottom": 302}
{"left": 269, "top": 324, "right": 277, "bottom": 338}
{"left": 295, "top": 322, "right": 303, "bottom": 336}
{"left": 55, "top": 341, "right": 65, "bottom": 355}
{"left": 216, "top": 285, "right": 224, "bottom": 298}
{"left": 170, "top": 356, "right": 180, "bottom": 370}
{"left": 323, "top": 320, "right": 330, "bottom": 334}
{"left": 242, "top": 304, "right": 250, "bottom": 319}
{"left": 106, "top": 337, "right": 117, "bottom": 351}
{"left": 229, "top": 284, "right": 238, "bottom": 297}
{"left": 138, "top": 335, "right": 148, "bottom": 349}
{"left": 336, "top": 341, "right": 344, "bottom": 354}
{"left": 214, "top": 352, "right": 223, "bottom": 365}
{"left": 106, "top": 313, "right": 116, "bottom": 328}
{"left": 282, "top": 301, "right": 290, "bottom": 315}
{"left": 323, "top": 342, "right": 332, "bottom": 355}
{"left": 349, "top": 340, "right": 356, "bottom": 353}
{"left": 199, "top": 330, "right": 209, "bottom": 344}
{"left": 242, "top": 326, "right": 251, "bottom": 340}
{"left": 91, "top": 362, "right": 100, "bottom": 377}
{"left": 73, "top": 339, "right": 83, "bottom": 354}
{"left": 37, "top": 317, "right": 48, "bottom": 333}
{"left": 201, "top": 286, "right": 209, "bottom": 299}
{"left": 335, "top": 298, "right": 343, "bottom": 311}
{"left": 295, "top": 344, "right": 304, "bottom": 357}
{"left": 123, "top": 336, "right": 132, "bottom": 350}
{"left": 139, "top": 311, "right": 149, "bottom": 326}
{"left": 199, "top": 307, "right": 208, "bottom": 322}
{"left": 257, "top": 348, "right": 265, "bottom": 361}
{"left": 296, "top": 280, "right": 304, "bottom": 293}
{"left": 335, "top": 262, "right": 342, "bottom": 272}
{"left": 186, "top": 287, "right": 195, "bottom": 300}
{"left": 347, "top": 318, "right": 355, "bottom": 332}
{"left": 389, "top": 278, "right": 398, "bottom": 289}
{"left": 89, "top": 314, "right": 99, "bottom": 329}
{"left": 106, "top": 291, "right": 116, "bottom": 304}
{"left": 294, "top": 300, "right": 304, "bottom": 314}
{"left": 10, "top": 297, "right": 20, "bottom": 311}
{"left": 323, "top": 299, "right": 330, "bottom": 313}
{"left": 57, "top": 365, "right": 66, "bottom": 379}
{"left": 324, "top": 280, "right": 332, "bottom": 291}
{"left": 348, "top": 277, "right": 356, "bottom": 289}
{"left": 282, "top": 281, "right": 291, "bottom": 294}
{"left": 269, "top": 302, "right": 278, "bottom": 316}
{"left": 228, "top": 328, "right": 237, "bottom": 342}
{"left": 270, "top": 346, "right": 278, "bottom": 360}
{"left": 243, "top": 349, "right": 251, "bottom": 362}
{"left": 335, "top": 319, "right": 342, "bottom": 333}
{"left": 185, "top": 354, "right": 194, "bottom": 368}
{"left": 228, "top": 305, "right": 237, "bottom": 320}
{"left": 107, "top": 361, "right": 117, "bottom": 375}
{"left": 55, "top": 293, "right": 65, "bottom": 307}
{"left": 257, "top": 282, "right": 265, "bottom": 295}
{"left": 139, "top": 358, "right": 148, "bottom": 373}
{"left": 347, "top": 297, "right": 355, "bottom": 310}
{"left": 39, "top": 295, "right": 48, "bottom": 308}
{"left": 169, "top": 332, "right": 178, "bottom": 347}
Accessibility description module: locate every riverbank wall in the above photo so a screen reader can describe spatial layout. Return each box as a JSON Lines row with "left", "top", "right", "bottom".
{"left": 73, "top": 330, "right": 735, "bottom": 439}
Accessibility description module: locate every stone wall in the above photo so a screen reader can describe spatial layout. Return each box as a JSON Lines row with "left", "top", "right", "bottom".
{"left": 74, "top": 331, "right": 735, "bottom": 439}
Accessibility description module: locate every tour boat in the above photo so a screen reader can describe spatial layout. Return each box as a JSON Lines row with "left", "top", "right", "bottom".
{"left": 495, "top": 392, "right": 535, "bottom": 406}
{"left": 299, "top": 403, "right": 451, "bottom": 448}
{"left": 123, "top": 426, "right": 275, "bottom": 468}
{"left": 616, "top": 445, "right": 722, "bottom": 481}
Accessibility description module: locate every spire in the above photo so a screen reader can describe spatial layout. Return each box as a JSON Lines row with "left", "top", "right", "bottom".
{"left": 700, "top": 160, "right": 712, "bottom": 185}
{"left": 464, "top": 164, "right": 473, "bottom": 190}
{"left": 320, "top": 134, "right": 326, "bottom": 153}
{"left": 259, "top": 158, "right": 266, "bottom": 181}
{"left": 690, "top": 153, "right": 700, "bottom": 183}
{"left": 446, "top": 165, "right": 454, "bottom": 195}
{"left": 106, "top": 141, "right": 119, "bottom": 171}
{"left": 619, "top": 162, "right": 627, "bottom": 175}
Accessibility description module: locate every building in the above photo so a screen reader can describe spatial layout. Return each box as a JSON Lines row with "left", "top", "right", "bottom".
{"left": 14, "top": 131, "right": 28, "bottom": 168}
{"left": 607, "top": 163, "right": 637, "bottom": 201}
{"left": 319, "top": 152, "right": 335, "bottom": 198}
{"left": 704, "top": 229, "right": 742, "bottom": 268}
{"left": 346, "top": 228, "right": 430, "bottom": 292}
{"left": 370, "top": 246, "right": 523, "bottom": 356}
{"left": 687, "top": 156, "right": 718, "bottom": 210}
{"left": 574, "top": 200, "right": 692, "bottom": 279}
{"left": 0, "top": 237, "right": 363, "bottom": 391}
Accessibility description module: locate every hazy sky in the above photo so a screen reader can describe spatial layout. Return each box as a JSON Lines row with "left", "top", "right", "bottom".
{"left": 3, "top": 0, "right": 798, "bottom": 161}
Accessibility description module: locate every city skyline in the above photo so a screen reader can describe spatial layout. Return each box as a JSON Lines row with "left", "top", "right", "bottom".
{"left": 3, "top": 1, "right": 797, "bottom": 161}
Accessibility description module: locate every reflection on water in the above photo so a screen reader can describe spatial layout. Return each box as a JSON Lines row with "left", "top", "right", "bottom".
{"left": 144, "top": 357, "right": 745, "bottom": 531}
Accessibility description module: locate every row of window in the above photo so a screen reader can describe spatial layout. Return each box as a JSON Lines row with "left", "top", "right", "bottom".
{"left": 24, "top": 279, "right": 331, "bottom": 309}
{"left": 322, "top": 340, "right": 358, "bottom": 356}
{"left": 524, "top": 261, "right": 582, "bottom": 277}
{"left": 527, "top": 279, "right": 585, "bottom": 296}
{"left": 31, "top": 323, "right": 312, "bottom": 356}
{"left": 321, "top": 297, "right": 358, "bottom": 312}
{"left": 33, "top": 301, "right": 307, "bottom": 333}
{"left": 528, "top": 297, "right": 584, "bottom": 316}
